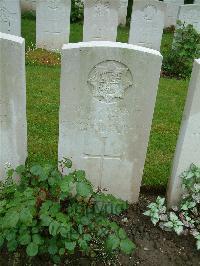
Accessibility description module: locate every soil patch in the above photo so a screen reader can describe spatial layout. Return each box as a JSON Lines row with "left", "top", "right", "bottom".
{"left": 0, "top": 192, "right": 199, "bottom": 266}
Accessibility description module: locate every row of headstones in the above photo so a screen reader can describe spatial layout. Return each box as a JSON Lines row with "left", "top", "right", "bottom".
{"left": 20, "top": 0, "right": 200, "bottom": 28}
{"left": 20, "top": 0, "right": 129, "bottom": 26}
{"left": 1, "top": 0, "right": 200, "bottom": 52}
{"left": 0, "top": 31, "right": 199, "bottom": 207}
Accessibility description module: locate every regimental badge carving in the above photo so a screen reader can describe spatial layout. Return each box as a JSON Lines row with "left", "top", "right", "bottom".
{"left": 47, "top": 0, "right": 60, "bottom": 10}
{"left": 88, "top": 60, "right": 133, "bottom": 103}
{"left": 143, "top": 5, "right": 157, "bottom": 21}
{"left": 94, "top": 0, "right": 110, "bottom": 16}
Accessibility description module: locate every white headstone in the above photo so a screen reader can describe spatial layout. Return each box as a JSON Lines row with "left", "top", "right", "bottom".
{"left": 129, "top": 0, "right": 166, "bottom": 51}
{"left": 36, "top": 0, "right": 71, "bottom": 51}
{"left": 167, "top": 59, "right": 200, "bottom": 207}
{"left": 0, "top": 0, "right": 21, "bottom": 36}
{"left": 164, "top": 0, "right": 184, "bottom": 28}
{"left": 178, "top": 5, "right": 200, "bottom": 34}
{"left": 119, "top": 0, "right": 128, "bottom": 26}
{"left": 21, "top": 0, "right": 36, "bottom": 12}
{"left": 59, "top": 42, "right": 162, "bottom": 203}
{"left": 83, "top": 0, "right": 119, "bottom": 42}
{"left": 0, "top": 32, "right": 27, "bottom": 179}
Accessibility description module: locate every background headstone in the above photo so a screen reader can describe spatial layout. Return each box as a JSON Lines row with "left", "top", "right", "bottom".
{"left": 0, "top": 32, "right": 27, "bottom": 180}
{"left": 0, "top": 0, "right": 21, "bottom": 36}
{"left": 59, "top": 41, "right": 162, "bottom": 203}
{"left": 20, "top": 0, "right": 36, "bottom": 12}
{"left": 83, "top": 0, "right": 119, "bottom": 42}
{"left": 129, "top": 0, "right": 166, "bottom": 51}
{"left": 164, "top": 0, "right": 184, "bottom": 28}
{"left": 119, "top": 0, "right": 128, "bottom": 26}
{"left": 178, "top": 5, "right": 200, "bottom": 34}
{"left": 36, "top": 0, "right": 71, "bottom": 51}
{"left": 167, "top": 59, "right": 200, "bottom": 207}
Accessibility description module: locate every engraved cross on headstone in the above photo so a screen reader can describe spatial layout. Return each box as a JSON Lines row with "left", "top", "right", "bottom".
{"left": 83, "top": 137, "right": 121, "bottom": 184}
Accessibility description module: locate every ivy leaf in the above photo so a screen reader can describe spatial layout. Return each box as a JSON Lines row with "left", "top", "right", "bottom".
{"left": 20, "top": 208, "right": 33, "bottom": 224}
{"left": 83, "top": 234, "right": 92, "bottom": 242}
{"left": 174, "top": 225, "right": 183, "bottom": 235}
{"left": 75, "top": 170, "right": 86, "bottom": 181}
{"left": 65, "top": 241, "right": 76, "bottom": 252}
{"left": 30, "top": 165, "right": 47, "bottom": 181}
{"left": 5, "top": 211, "right": 19, "bottom": 228}
{"left": 7, "top": 239, "right": 18, "bottom": 252}
{"left": 59, "top": 226, "right": 70, "bottom": 238}
{"left": 197, "top": 239, "right": 200, "bottom": 250}
{"left": 52, "top": 255, "right": 61, "bottom": 264}
{"left": 48, "top": 244, "right": 58, "bottom": 255}
{"left": 26, "top": 242, "right": 38, "bottom": 257}
{"left": 81, "top": 216, "right": 90, "bottom": 225}
{"left": 76, "top": 182, "right": 92, "bottom": 197}
{"left": 59, "top": 248, "right": 65, "bottom": 256}
{"left": 15, "top": 165, "right": 26, "bottom": 175}
{"left": 106, "top": 234, "right": 120, "bottom": 251}
{"left": 60, "top": 179, "right": 70, "bottom": 193}
{"left": 78, "top": 239, "right": 88, "bottom": 251}
{"left": 19, "top": 233, "right": 31, "bottom": 245}
{"left": 120, "top": 239, "right": 136, "bottom": 255}
{"left": 40, "top": 214, "right": 52, "bottom": 226}
{"left": 118, "top": 228, "right": 127, "bottom": 240}
{"left": 32, "top": 234, "right": 43, "bottom": 245}
{"left": 49, "top": 221, "right": 60, "bottom": 236}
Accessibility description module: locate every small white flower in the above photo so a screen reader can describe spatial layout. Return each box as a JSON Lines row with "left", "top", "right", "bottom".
{"left": 4, "top": 162, "right": 11, "bottom": 169}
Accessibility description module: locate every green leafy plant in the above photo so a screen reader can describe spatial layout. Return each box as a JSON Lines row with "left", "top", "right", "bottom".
{"left": 144, "top": 164, "right": 200, "bottom": 250}
{"left": 163, "top": 21, "right": 200, "bottom": 79}
{"left": 0, "top": 159, "right": 135, "bottom": 263}
{"left": 71, "top": 0, "right": 84, "bottom": 23}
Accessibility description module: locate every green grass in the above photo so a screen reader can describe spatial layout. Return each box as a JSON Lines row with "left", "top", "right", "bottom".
{"left": 22, "top": 17, "right": 189, "bottom": 187}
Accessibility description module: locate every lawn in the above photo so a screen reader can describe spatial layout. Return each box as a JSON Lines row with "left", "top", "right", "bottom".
{"left": 22, "top": 17, "right": 189, "bottom": 187}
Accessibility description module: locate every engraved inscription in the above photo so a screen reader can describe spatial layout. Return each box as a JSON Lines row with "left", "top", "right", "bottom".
{"left": 93, "top": 27, "right": 102, "bottom": 40}
{"left": 143, "top": 5, "right": 157, "bottom": 21}
{"left": 94, "top": 0, "right": 110, "bottom": 16}
{"left": 182, "top": 10, "right": 200, "bottom": 29}
{"left": 0, "top": 4, "right": 11, "bottom": 32}
{"left": 88, "top": 60, "right": 133, "bottom": 103}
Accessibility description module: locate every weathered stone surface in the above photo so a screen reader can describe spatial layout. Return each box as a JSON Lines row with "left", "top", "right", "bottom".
{"left": 129, "top": 0, "right": 166, "bottom": 51}
{"left": 20, "top": 0, "right": 36, "bottom": 12}
{"left": 178, "top": 5, "right": 200, "bottom": 34}
{"left": 59, "top": 42, "right": 162, "bottom": 203}
{"left": 194, "top": 0, "right": 200, "bottom": 4}
{"left": 119, "top": 0, "right": 128, "bottom": 26}
{"left": 83, "top": 0, "right": 119, "bottom": 42}
{"left": 164, "top": 0, "right": 184, "bottom": 27}
{"left": 167, "top": 59, "right": 200, "bottom": 207}
{"left": 36, "top": 0, "right": 71, "bottom": 51}
{"left": 0, "top": 0, "right": 21, "bottom": 36}
{"left": 0, "top": 32, "right": 27, "bottom": 180}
